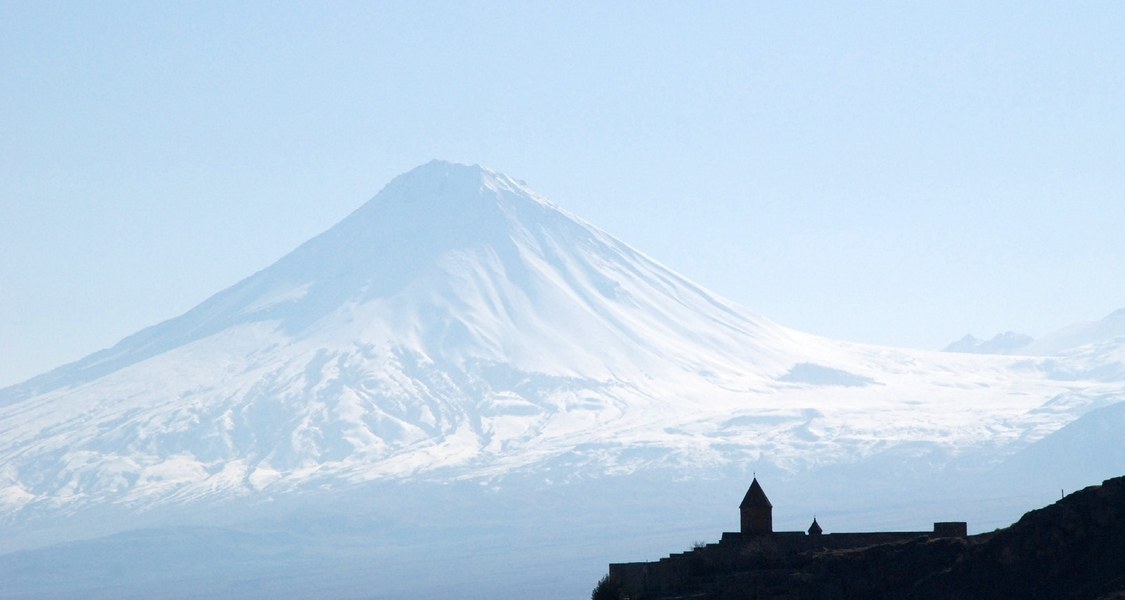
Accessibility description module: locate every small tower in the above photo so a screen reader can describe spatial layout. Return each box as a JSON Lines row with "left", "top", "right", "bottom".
{"left": 808, "top": 517, "right": 823, "bottom": 536}
{"left": 739, "top": 477, "right": 773, "bottom": 535}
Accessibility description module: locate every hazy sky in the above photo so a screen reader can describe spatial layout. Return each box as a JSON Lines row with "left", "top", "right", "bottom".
{"left": 2, "top": 2, "right": 1123, "bottom": 387}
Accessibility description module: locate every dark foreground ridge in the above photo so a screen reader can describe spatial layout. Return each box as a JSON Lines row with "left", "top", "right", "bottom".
{"left": 598, "top": 475, "right": 1125, "bottom": 600}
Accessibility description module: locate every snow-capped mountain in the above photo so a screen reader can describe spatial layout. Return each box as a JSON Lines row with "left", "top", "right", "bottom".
{"left": 1025, "top": 307, "right": 1125, "bottom": 356}
{"left": 943, "top": 331, "right": 1034, "bottom": 355}
{"left": 1, "top": 161, "right": 1122, "bottom": 550}
{"left": 0, "top": 161, "right": 799, "bottom": 513}
{"left": 944, "top": 308, "right": 1125, "bottom": 357}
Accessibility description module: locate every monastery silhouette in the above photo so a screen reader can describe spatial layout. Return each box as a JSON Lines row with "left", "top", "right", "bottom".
{"left": 609, "top": 477, "right": 967, "bottom": 598}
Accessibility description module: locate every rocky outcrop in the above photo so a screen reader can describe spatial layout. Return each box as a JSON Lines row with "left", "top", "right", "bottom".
{"left": 911, "top": 475, "right": 1125, "bottom": 599}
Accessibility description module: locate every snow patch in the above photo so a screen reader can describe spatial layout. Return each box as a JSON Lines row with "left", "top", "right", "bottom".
{"left": 777, "top": 363, "right": 877, "bottom": 387}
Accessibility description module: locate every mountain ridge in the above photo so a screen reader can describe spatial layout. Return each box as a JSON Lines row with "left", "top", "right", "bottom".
{"left": 942, "top": 307, "right": 1125, "bottom": 357}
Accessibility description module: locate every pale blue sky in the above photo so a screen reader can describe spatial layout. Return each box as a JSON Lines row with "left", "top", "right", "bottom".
{"left": 2, "top": 1, "right": 1123, "bottom": 386}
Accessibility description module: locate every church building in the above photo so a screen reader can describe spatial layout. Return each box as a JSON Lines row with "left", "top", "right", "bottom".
{"left": 739, "top": 477, "right": 773, "bottom": 535}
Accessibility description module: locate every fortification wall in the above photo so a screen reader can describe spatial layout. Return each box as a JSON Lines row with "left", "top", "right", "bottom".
{"left": 610, "top": 524, "right": 965, "bottom": 598}
{"left": 720, "top": 530, "right": 930, "bottom": 551}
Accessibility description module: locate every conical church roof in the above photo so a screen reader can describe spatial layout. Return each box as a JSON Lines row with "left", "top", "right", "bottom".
{"left": 739, "top": 477, "right": 772, "bottom": 509}
{"left": 808, "top": 517, "right": 823, "bottom": 535}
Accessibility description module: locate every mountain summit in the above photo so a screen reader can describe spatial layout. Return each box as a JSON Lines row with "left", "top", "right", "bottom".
{"left": 3, "top": 161, "right": 786, "bottom": 402}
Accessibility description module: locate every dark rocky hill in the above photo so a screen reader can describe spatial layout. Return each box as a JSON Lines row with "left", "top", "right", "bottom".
{"left": 599, "top": 475, "right": 1125, "bottom": 600}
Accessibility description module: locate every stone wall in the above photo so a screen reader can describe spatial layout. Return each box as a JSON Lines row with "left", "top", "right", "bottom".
{"left": 610, "top": 523, "right": 966, "bottom": 598}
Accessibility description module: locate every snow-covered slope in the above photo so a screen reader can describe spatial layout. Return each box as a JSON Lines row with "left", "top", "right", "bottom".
{"left": 1, "top": 161, "right": 1122, "bottom": 530}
